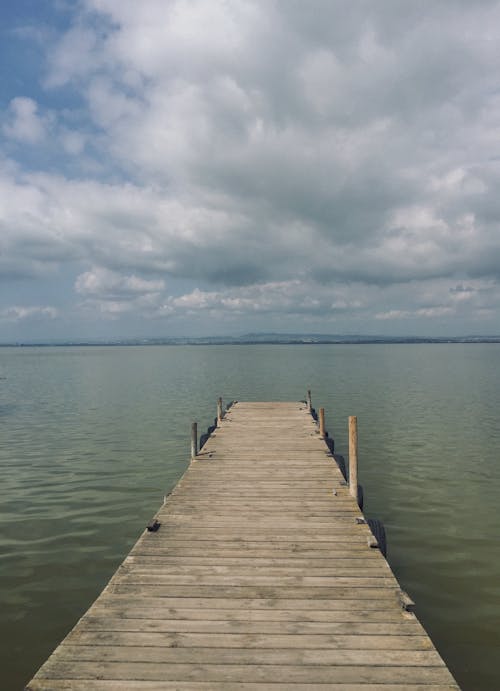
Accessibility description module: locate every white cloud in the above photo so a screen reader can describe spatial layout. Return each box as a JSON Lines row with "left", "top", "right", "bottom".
{"left": 3, "top": 1, "right": 500, "bottom": 336}
{"left": 1, "top": 306, "right": 58, "bottom": 321}
{"left": 75, "top": 267, "right": 165, "bottom": 297}
{"left": 45, "top": 26, "right": 100, "bottom": 88}
{"left": 376, "top": 307, "right": 454, "bottom": 321}
{"left": 3, "top": 97, "right": 48, "bottom": 143}
{"left": 60, "top": 130, "right": 86, "bottom": 155}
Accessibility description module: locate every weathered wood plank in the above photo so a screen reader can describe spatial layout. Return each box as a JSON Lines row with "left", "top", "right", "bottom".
{"left": 87, "top": 605, "right": 413, "bottom": 622}
{"left": 121, "top": 562, "right": 391, "bottom": 575}
{"left": 47, "top": 644, "right": 444, "bottom": 665}
{"left": 90, "top": 595, "right": 406, "bottom": 611}
{"left": 31, "top": 660, "right": 458, "bottom": 684}
{"left": 113, "top": 574, "right": 396, "bottom": 587}
{"left": 133, "top": 536, "right": 374, "bottom": 545}
{"left": 129, "top": 547, "right": 382, "bottom": 558}
{"left": 26, "top": 682, "right": 460, "bottom": 690}
{"left": 76, "top": 616, "right": 428, "bottom": 636}
{"left": 63, "top": 629, "right": 434, "bottom": 650}
{"left": 108, "top": 585, "right": 402, "bottom": 599}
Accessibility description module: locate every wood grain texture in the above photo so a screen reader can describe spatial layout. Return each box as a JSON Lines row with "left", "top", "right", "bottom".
{"left": 26, "top": 401, "right": 459, "bottom": 690}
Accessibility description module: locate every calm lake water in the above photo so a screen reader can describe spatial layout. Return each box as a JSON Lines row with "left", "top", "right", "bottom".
{"left": 1, "top": 344, "right": 499, "bottom": 689}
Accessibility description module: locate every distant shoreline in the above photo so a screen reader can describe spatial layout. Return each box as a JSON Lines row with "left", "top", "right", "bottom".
{"left": 2, "top": 336, "right": 500, "bottom": 347}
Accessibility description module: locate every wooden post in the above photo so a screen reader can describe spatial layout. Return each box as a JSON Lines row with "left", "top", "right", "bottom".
{"left": 307, "top": 389, "right": 312, "bottom": 412}
{"left": 191, "top": 422, "right": 198, "bottom": 459}
{"left": 319, "top": 407, "right": 325, "bottom": 438}
{"left": 217, "top": 397, "right": 223, "bottom": 426}
{"left": 349, "top": 416, "right": 358, "bottom": 499}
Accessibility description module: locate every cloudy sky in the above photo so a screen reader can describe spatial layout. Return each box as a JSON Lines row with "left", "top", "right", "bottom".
{"left": 2, "top": 0, "right": 500, "bottom": 340}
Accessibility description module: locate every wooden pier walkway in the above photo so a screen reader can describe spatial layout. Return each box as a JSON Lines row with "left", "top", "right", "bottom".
{"left": 27, "top": 400, "right": 459, "bottom": 690}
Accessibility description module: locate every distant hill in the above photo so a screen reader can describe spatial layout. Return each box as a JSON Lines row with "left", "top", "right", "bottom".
{"left": 3, "top": 333, "right": 500, "bottom": 346}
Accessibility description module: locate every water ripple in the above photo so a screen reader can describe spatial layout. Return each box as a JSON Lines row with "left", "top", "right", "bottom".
{"left": 1, "top": 344, "right": 499, "bottom": 690}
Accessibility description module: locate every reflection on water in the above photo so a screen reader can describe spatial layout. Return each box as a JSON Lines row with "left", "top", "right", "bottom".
{"left": 1, "top": 344, "right": 499, "bottom": 690}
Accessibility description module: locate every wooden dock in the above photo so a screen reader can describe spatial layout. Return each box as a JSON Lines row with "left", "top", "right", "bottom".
{"left": 27, "top": 400, "right": 459, "bottom": 690}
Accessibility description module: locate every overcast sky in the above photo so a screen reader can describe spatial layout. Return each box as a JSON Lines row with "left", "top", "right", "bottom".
{"left": 2, "top": 1, "right": 500, "bottom": 340}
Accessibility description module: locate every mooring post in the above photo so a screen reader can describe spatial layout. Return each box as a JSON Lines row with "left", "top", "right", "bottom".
{"left": 307, "top": 389, "right": 312, "bottom": 412}
{"left": 191, "top": 422, "right": 198, "bottom": 459}
{"left": 217, "top": 397, "right": 223, "bottom": 426}
{"left": 319, "top": 407, "right": 325, "bottom": 438}
{"left": 349, "top": 415, "right": 358, "bottom": 498}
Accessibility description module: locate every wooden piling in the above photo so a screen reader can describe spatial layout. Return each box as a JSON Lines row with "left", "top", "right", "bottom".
{"left": 307, "top": 389, "right": 312, "bottom": 412}
{"left": 191, "top": 422, "right": 198, "bottom": 459}
{"left": 217, "top": 397, "right": 223, "bottom": 426}
{"left": 319, "top": 407, "right": 325, "bottom": 438}
{"left": 349, "top": 415, "right": 358, "bottom": 499}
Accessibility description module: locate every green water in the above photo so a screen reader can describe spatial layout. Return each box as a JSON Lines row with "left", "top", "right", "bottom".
{"left": 1, "top": 344, "right": 499, "bottom": 689}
